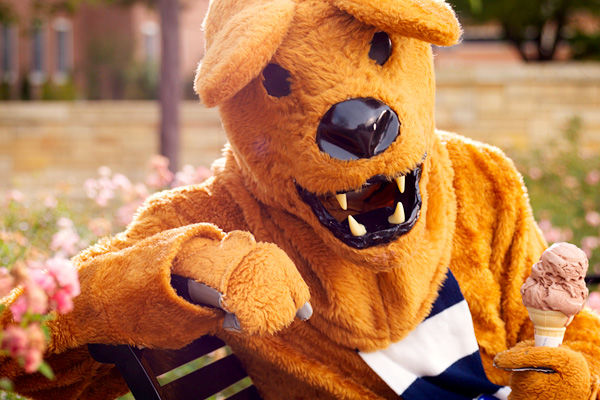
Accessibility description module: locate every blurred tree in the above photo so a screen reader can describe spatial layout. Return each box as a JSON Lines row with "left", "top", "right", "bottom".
{"left": 0, "top": 1, "right": 15, "bottom": 23}
{"left": 157, "top": 0, "right": 181, "bottom": 172}
{"left": 450, "top": 0, "right": 600, "bottom": 61}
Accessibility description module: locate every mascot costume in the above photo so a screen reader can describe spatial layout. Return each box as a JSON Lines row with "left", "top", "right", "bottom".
{"left": 2, "top": 0, "right": 600, "bottom": 398}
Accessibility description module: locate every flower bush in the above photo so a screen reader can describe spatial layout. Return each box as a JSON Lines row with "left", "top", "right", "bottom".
{"left": 510, "top": 118, "right": 600, "bottom": 310}
{"left": 0, "top": 156, "right": 210, "bottom": 392}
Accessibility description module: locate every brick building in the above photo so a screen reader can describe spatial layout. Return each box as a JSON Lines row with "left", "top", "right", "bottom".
{"left": 0, "top": 0, "right": 209, "bottom": 100}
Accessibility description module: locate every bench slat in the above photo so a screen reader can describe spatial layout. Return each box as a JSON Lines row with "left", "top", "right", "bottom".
{"left": 227, "top": 385, "right": 262, "bottom": 400}
{"left": 161, "top": 353, "right": 248, "bottom": 399}
{"left": 140, "top": 335, "right": 227, "bottom": 376}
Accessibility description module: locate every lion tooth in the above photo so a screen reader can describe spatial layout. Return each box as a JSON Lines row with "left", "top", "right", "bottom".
{"left": 348, "top": 215, "right": 367, "bottom": 237}
{"left": 396, "top": 176, "right": 406, "bottom": 193}
{"left": 388, "top": 202, "right": 406, "bottom": 225}
{"left": 335, "top": 193, "right": 347, "bottom": 210}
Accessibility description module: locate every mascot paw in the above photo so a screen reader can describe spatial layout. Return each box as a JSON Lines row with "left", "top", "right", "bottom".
{"left": 494, "top": 340, "right": 592, "bottom": 400}
{"left": 188, "top": 242, "right": 311, "bottom": 335}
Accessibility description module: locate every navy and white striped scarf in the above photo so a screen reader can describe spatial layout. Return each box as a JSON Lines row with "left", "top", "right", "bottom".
{"left": 359, "top": 271, "right": 510, "bottom": 400}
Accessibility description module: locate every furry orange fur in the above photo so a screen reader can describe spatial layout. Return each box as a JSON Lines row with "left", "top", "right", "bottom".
{"left": 3, "top": 0, "right": 600, "bottom": 399}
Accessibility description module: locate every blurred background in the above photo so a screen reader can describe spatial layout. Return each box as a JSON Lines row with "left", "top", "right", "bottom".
{"left": 0, "top": 1, "right": 598, "bottom": 397}
{"left": 0, "top": 0, "right": 599, "bottom": 276}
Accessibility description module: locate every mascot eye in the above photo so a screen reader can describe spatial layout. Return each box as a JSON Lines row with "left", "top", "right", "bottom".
{"left": 369, "top": 31, "right": 392, "bottom": 66}
{"left": 262, "top": 63, "right": 291, "bottom": 97}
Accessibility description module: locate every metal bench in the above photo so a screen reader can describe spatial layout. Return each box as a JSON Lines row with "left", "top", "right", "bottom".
{"left": 88, "top": 275, "right": 261, "bottom": 400}
{"left": 88, "top": 335, "right": 260, "bottom": 400}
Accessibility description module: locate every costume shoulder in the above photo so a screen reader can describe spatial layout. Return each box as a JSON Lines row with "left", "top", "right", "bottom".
{"left": 439, "top": 130, "right": 530, "bottom": 205}
{"left": 437, "top": 131, "right": 545, "bottom": 373}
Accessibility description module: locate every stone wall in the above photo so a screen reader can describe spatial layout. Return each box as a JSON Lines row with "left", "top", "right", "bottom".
{"left": 435, "top": 63, "right": 600, "bottom": 152}
{"left": 0, "top": 102, "right": 227, "bottom": 191}
{"left": 1, "top": 63, "right": 599, "bottom": 192}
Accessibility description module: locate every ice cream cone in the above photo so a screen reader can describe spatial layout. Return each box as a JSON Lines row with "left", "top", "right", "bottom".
{"left": 526, "top": 307, "right": 570, "bottom": 347}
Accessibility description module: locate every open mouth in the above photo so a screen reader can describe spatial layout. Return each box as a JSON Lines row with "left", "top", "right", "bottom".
{"left": 296, "top": 159, "right": 423, "bottom": 249}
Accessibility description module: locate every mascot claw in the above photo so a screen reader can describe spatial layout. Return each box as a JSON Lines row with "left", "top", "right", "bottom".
{"left": 187, "top": 279, "right": 312, "bottom": 333}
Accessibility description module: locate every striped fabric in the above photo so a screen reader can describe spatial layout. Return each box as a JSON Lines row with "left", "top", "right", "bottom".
{"left": 359, "top": 271, "right": 510, "bottom": 400}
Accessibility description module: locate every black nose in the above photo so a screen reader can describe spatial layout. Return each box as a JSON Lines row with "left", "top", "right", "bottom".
{"left": 316, "top": 98, "right": 400, "bottom": 160}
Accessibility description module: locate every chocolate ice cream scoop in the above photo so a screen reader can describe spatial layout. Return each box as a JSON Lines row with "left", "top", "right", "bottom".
{"left": 521, "top": 242, "right": 589, "bottom": 318}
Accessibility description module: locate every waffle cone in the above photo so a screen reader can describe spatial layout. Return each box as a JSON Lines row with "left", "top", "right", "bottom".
{"left": 526, "top": 307, "right": 570, "bottom": 347}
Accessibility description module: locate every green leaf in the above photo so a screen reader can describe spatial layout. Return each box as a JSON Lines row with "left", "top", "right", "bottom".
{"left": 41, "top": 324, "right": 51, "bottom": 341}
{"left": 468, "top": 0, "right": 482, "bottom": 14}
{"left": 38, "top": 362, "right": 55, "bottom": 380}
{"left": 0, "top": 377, "right": 13, "bottom": 391}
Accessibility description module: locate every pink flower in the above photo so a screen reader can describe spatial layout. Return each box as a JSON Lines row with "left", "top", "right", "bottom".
{"left": 563, "top": 176, "right": 578, "bottom": 189}
{"left": 23, "top": 348, "right": 42, "bottom": 373}
{"left": 581, "top": 237, "right": 600, "bottom": 258}
{"left": 84, "top": 178, "right": 98, "bottom": 199}
{"left": 537, "top": 219, "right": 573, "bottom": 243}
{"left": 43, "top": 195, "right": 57, "bottom": 209}
{"left": 117, "top": 202, "right": 142, "bottom": 227}
{"left": 586, "top": 170, "right": 600, "bottom": 186}
{"left": 23, "top": 324, "right": 45, "bottom": 373}
{"left": 585, "top": 211, "right": 600, "bottom": 227}
{"left": 2, "top": 324, "right": 47, "bottom": 373}
{"left": 134, "top": 183, "right": 149, "bottom": 199}
{"left": 29, "top": 268, "right": 56, "bottom": 294}
{"left": 588, "top": 292, "right": 600, "bottom": 313}
{"left": 98, "top": 166, "right": 112, "bottom": 178}
{"left": 2, "top": 325, "right": 27, "bottom": 357}
{"left": 51, "top": 289, "right": 74, "bottom": 313}
{"left": 95, "top": 189, "right": 114, "bottom": 208}
{"left": 9, "top": 297, "right": 27, "bottom": 322}
{"left": 528, "top": 167, "right": 542, "bottom": 180}
{"left": 150, "top": 155, "right": 169, "bottom": 170}
{"left": 146, "top": 155, "right": 174, "bottom": 189}
{"left": 51, "top": 218, "right": 82, "bottom": 257}
{"left": 57, "top": 217, "right": 74, "bottom": 231}
{"left": 26, "top": 324, "right": 45, "bottom": 351}
{"left": 25, "top": 283, "right": 48, "bottom": 315}
{"left": 46, "top": 257, "right": 80, "bottom": 298}
{"left": 173, "top": 165, "right": 212, "bottom": 187}
{"left": 7, "top": 190, "right": 24, "bottom": 203}
{"left": 88, "top": 218, "right": 112, "bottom": 237}
{"left": 112, "top": 173, "right": 132, "bottom": 191}
{"left": 85, "top": 168, "right": 122, "bottom": 207}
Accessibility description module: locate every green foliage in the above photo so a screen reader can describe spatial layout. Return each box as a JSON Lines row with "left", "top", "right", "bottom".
{"left": 37, "top": 362, "right": 55, "bottom": 380}
{"left": 569, "top": 30, "right": 600, "bottom": 60}
{"left": 0, "top": 82, "right": 11, "bottom": 101}
{"left": 449, "top": 0, "right": 600, "bottom": 61}
{"left": 0, "top": 1, "right": 15, "bottom": 24}
{"left": 41, "top": 77, "right": 78, "bottom": 101}
{"left": 124, "top": 62, "right": 159, "bottom": 100}
{"left": 84, "top": 34, "right": 134, "bottom": 99}
{"left": 0, "top": 378, "right": 12, "bottom": 392}
{"left": 47, "top": 0, "right": 157, "bottom": 12}
{"left": 0, "top": 391, "right": 27, "bottom": 400}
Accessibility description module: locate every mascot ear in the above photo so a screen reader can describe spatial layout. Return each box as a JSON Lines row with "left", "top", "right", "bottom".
{"left": 327, "top": 0, "right": 461, "bottom": 46}
{"left": 195, "top": 0, "right": 296, "bottom": 107}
